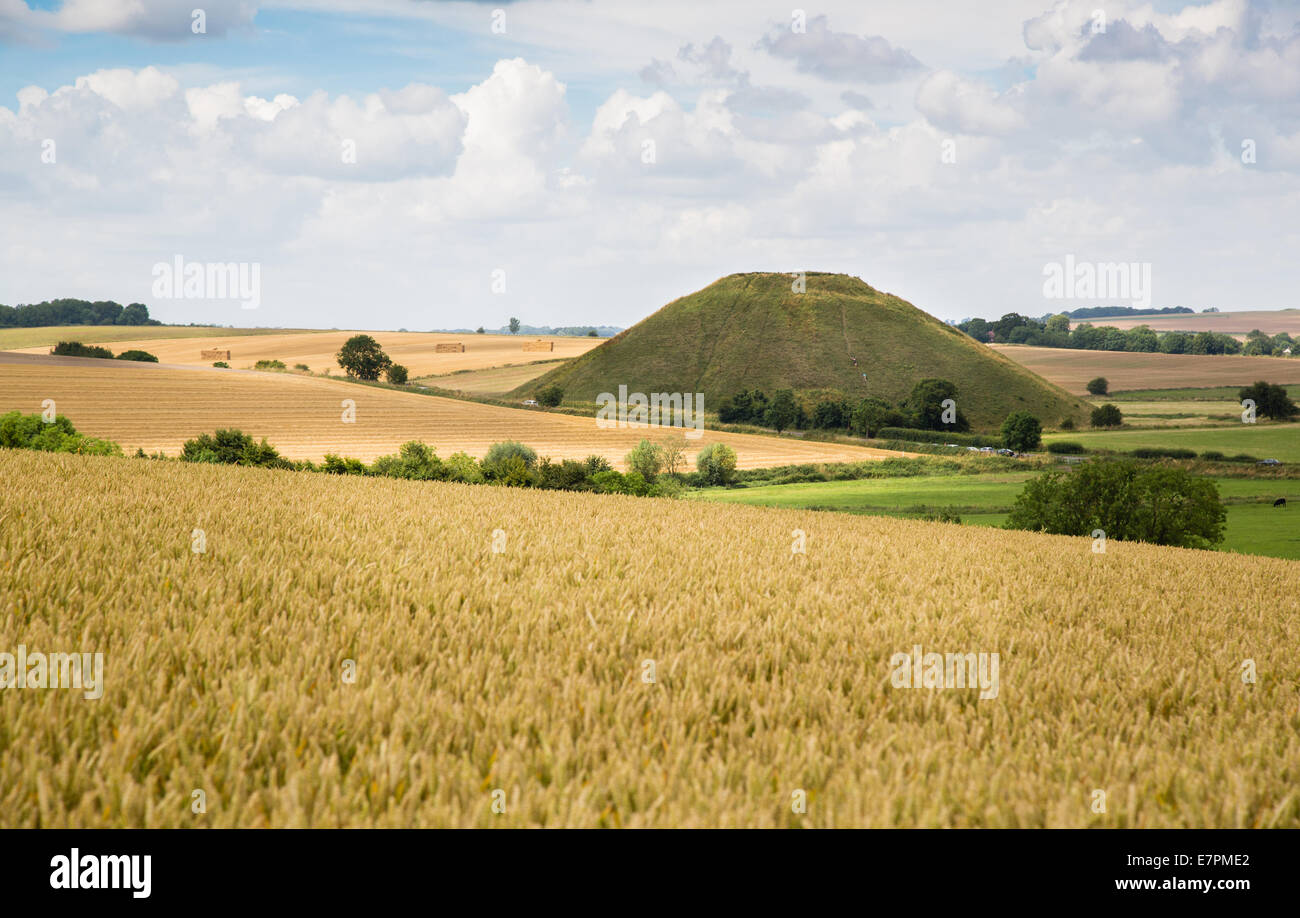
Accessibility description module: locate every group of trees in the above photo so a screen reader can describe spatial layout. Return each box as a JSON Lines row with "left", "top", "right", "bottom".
{"left": 0, "top": 299, "right": 160, "bottom": 328}
{"left": 51, "top": 341, "right": 158, "bottom": 362}
{"left": 176, "top": 427, "right": 740, "bottom": 495}
{"left": 1240, "top": 381, "right": 1299, "bottom": 420}
{"left": 958, "top": 312, "right": 1295, "bottom": 357}
{"left": 718, "top": 379, "right": 971, "bottom": 437}
{"left": 1006, "top": 460, "right": 1226, "bottom": 549}
{"left": 0, "top": 410, "right": 122, "bottom": 456}
{"left": 335, "top": 334, "right": 408, "bottom": 384}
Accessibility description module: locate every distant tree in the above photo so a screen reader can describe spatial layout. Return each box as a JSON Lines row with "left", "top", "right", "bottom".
{"left": 213, "top": 361, "right": 230, "bottom": 368}
{"left": 1005, "top": 460, "right": 1225, "bottom": 549}
{"left": 1090, "top": 404, "right": 1123, "bottom": 428}
{"left": 849, "top": 397, "right": 895, "bottom": 438}
{"left": 1085, "top": 376, "right": 1109, "bottom": 396}
{"left": 812, "top": 398, "right": 851, "bottom": 429}
{"left": 696, "top": 443, "right": 737, "bottom": 485}
{"left": 476, "top": 327, "right": 485, "bottom": 334}
{"left": 180, "top": 428, "right": 290, "bottom": 468}
{"left": 117, "top": 303, "right": 150, "bottom": 325}
{"left": 385, "top": 363, "right": 409, "bottom": 385}
{"left": 51, "top": 341, "right": 113, "bottom": 359}
{"left": 1238, "top": 381, "right": 1299, "bottom": 420}
{"left": 906, "top": 378, "right": 969, "bottom": 431}
{"left": 336, "top": 334, "right": 391, "bottom": 380}
{"left": 764, "top": 389, "right": 799, "bottom": 433}
{"left": 1000, "top": 411, "right": 1042, "bottom": 451}
{"left": 484, "top": 440, "right": 537, "bottom": 470}
{"left": 1125, "top": 326, "right": 1159, "bottom": 353}
{"left": 508, "top": 317, "right": 521, "bottom": 335}
{"left": 1044, "top": 313, "right": 1071, "bottom": 335}
{"left": 586, "top": 329, "right": 598, "bottom": 337}
{"left": 625, "top": 439, "right": 665, "bottom": 480}
{"left": 659, "top": 436, "right": 687, "bottom": 476}
{"left": 535, "top": 384, "right": 564, "bottom": 407}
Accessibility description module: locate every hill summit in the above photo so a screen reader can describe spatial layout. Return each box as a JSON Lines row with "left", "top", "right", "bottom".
{"left": 518, "top": 273, "right": 1088, "bottom": 430}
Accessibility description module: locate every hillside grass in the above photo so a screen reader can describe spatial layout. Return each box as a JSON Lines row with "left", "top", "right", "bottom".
{"left": 2, "top": 449, "right": 1298, "bottom": 828}
{"left": 519, "top": 273, "right": 1088, "bottom": 430}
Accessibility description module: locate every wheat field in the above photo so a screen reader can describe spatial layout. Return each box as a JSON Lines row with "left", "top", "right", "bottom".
{"left": 1, "top": 450, "right": 1297, "bottom": 828}
{"left": 0, "top": 359, "right": 895, "bottom": 468}
{"left": 10, "top": 330, "right": 602, "bottom": 377}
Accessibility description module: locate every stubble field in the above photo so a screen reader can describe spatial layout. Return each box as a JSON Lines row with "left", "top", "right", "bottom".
{"left": 992, "top": 344, "right": 1300, "bottom": 394}
{"left": 10, "top": 330, "right": 602, "bottom": 377}
{"left": 0, "top": 358, "right": 891, "bottom": 468}
{"left": 1, "top": 450, "right": 1296, "bottom": 827}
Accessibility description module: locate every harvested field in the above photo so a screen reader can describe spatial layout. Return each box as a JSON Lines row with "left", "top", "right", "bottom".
{"left": 10, "top": 330, "right": 601, "bottom": 377}
{"left": 992, "top": 344, "right": 1300, "bottom": 394}
{"left": 416, "top": 362, "right": 562, "bottom": 396}
{"left": 2, "top": 449, "right": 1296, "bottom": 827}
{"left": 1075, "top": 310, "right": 1300, "bottom": 337}
{"left": 0, "top": 325, "right": 293, "bottom": 351}
{"left": 0, "top": 356, "right": 898, "bottom": 468}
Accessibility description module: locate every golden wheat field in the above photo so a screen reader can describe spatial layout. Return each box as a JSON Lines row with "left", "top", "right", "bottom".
{"left": 0, "top": 358, "right": 892, "bottom": 469}
{"left": 10, "top": 330, "right": 602, "bottom": 377}
{"left": 992, "top": 344, "right": 1300, "bottom": 394}
{"left": 1, "top": 450, "right": 1297, "bottom": 828}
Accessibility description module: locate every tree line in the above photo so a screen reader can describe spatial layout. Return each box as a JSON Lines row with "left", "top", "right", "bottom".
{"left": 0, "top": 299, "right": 161, "bottom": 328}
{"left": 959, "top": 312, "right": 1295, "bottom": 357}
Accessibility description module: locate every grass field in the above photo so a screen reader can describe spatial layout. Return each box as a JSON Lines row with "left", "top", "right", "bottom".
{"left": 0, "top": 357, "right": 897, "bottom": 469}
{"left": 2, "top": 449, "right": 1297, "bottom": 827}
{"left": 10, "top": 330, "right": 602, "bottom": 378}
{"left": 694, "top": 474, "right": 1300, "bottom": 559}
{"left": 993, "top": 344, "right": 1300, "bottom": 394}
{"left": 0, "top": 325, "right": 294, "bottom": 350}
{"left": 1078, "top": 310, "right": 1300, "bottom": 336}
{"left": 1042, "top": 426, "right": 1300, "bottom": 463}
{"left": 1105, "top": 385, "right": 1300, "bottom": 402}
{"left": 415, "top": 361, "right": 561, "bottom": 396}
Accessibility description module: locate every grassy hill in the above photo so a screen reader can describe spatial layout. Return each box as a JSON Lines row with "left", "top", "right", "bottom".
{"left": 517, "top": 272, "right": 1088, "bottom": 430}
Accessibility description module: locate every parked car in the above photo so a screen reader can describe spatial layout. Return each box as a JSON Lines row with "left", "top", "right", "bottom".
{"left": 1257, "top": 458, "right": 1281, "bottom": 465}
{"left": 996, "top": 448, "right": 1017, "bottom": 456}
{"left": 521, "top": 399, "right": 539, "bottom": 407}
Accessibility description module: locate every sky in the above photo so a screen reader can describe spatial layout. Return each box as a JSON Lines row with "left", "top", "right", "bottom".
{"left": 1, "top": 0, "right": 1298, "bottom": 330}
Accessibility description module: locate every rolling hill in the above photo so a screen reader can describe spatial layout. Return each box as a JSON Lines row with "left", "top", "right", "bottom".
{"left": 516, "top": 273, "right": 1089, "bottom": 430}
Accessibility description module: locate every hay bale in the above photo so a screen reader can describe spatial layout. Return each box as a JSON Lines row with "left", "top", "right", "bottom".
{"left": 522, "top": 340, "right": 553, "bottom": 352}
{"left": 200, "top": 348, "right": 231, "bottom": 360}
{"left": 435, "top": 342, "right": 465, "bottom": 353}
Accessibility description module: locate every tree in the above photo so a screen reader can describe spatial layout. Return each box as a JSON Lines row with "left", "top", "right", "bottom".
{"left": 385, "top": 363, "right": 409, "bottom": 385}
{"left": 1005, "top": 460, "right": 1225, "bottom": 549}
{"left": 336, "top": 334, "right": 391, "bottom": 380}
{"left": 659, "top": 436, "right": 687, "bottom": 477}
{"left": 484, "top": 440, "right": 537, "bottom": 469}
{"left": 116, "top": 349, "right": 159, "bottom": 362}
{"left": 1085, "top": 377, "right": 1109, "bottom": 396}
{"left": 476, "top": 327, "right": 485, "bottom": 334}
{"left": 508, "top": 317, "right": 521, "bottom": 335}
{"left": 1000, "top": 411, "right": 1042, "bottom": 451}
{"left": 535, "top": 384, "right": 564, "bottom": 407}
{"left": 1090, "top": 404, "right": 1123, "bottom": 428}
{"left": 764, "top": 389, "right": 798, "bottom": 433}
{"left": 1238, "top": 381, "right": 1299, "bottom": 420}
{"left": 1045, "top": 313, "right": 1071, "bottom": 335}
{"left": 849, "top": 397, "right": 895, "bottom": 438}
{"left": 906, "top": 378, "right": 968, "bottom": 431}
{"left": 586, "top": 329, "right": 598, "bottom": 337}
{"left": 625, "top": 439, "right": 665, "bottom": 480}
{"left": 696, "top": 443, "right": 737, "bottom": 485}
{"left": 812, "top": 398, "right": 851, "bottom": 429}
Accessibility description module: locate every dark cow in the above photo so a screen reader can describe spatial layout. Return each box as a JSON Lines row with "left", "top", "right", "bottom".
{"left": 1274, "top": 498, "right": 1287, "bottom": 508}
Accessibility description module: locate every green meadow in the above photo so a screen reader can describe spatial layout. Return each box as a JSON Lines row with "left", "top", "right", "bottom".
{"left": 1042, "top": 425, "right": 1300, "bottom": 462}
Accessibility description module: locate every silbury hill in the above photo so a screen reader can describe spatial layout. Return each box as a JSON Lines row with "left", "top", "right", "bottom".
{"left": 518, "top": 273, "right": 1089, "bottom": 430}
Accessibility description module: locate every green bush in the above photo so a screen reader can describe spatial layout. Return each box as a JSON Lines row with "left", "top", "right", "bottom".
{"left": 385, "top": 363, "right": 409, "bottom": 385}
{"left": 1130, "top": 447, "right": 1196, "bottom": 460}
{"left": 253, "top": 359, "right": 286, "bottom": 370}
{"left": 696, "top": 442, "right": 738, "bottom": 485}
{"left": 1085, "top": 377, "right": 1109, "bottom": 395}
{"left": 213, "top": 361, "right": 230, "bottom": 368}
{"left": 370, "top": 441, "right": 443, "bottom": 480}
{"left": 180, "top": 429, "right": 291, "bottom": 468}
{"left": 51, "top": 341, "right": 114, "bottom": 359}
{"left": 0, "top": 410, "right": 121, "bottom": 455}
{"left": 322, "top": 454, "right": 368, "bottom": 475}
{"left": 625, "top": 439, "right": 665, "bottom": 481}
{"left": 1059, "top": 417, "right": 1076, "bottom": 430}
{"left": 444, "top": 452, "right": 484, "bottom": 484}
{"left": 535, "top": 384, "right": 564, "bottom": 407}
{"left": 484, "top": 440, "right": 537, "bottom": 470}
{"left": 116, "top": 349, "right": 158, "bottom": 362}
{"left": 1046, "top": 441, "right": 1085, "bottom": 454}
{"left": 1199, "top": 450, "right": 1225, "bottom": 460}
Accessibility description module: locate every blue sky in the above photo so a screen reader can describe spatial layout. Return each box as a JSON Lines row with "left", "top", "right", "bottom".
{"left": 2, "top": 0, "right": 1298, "bottom": 329}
